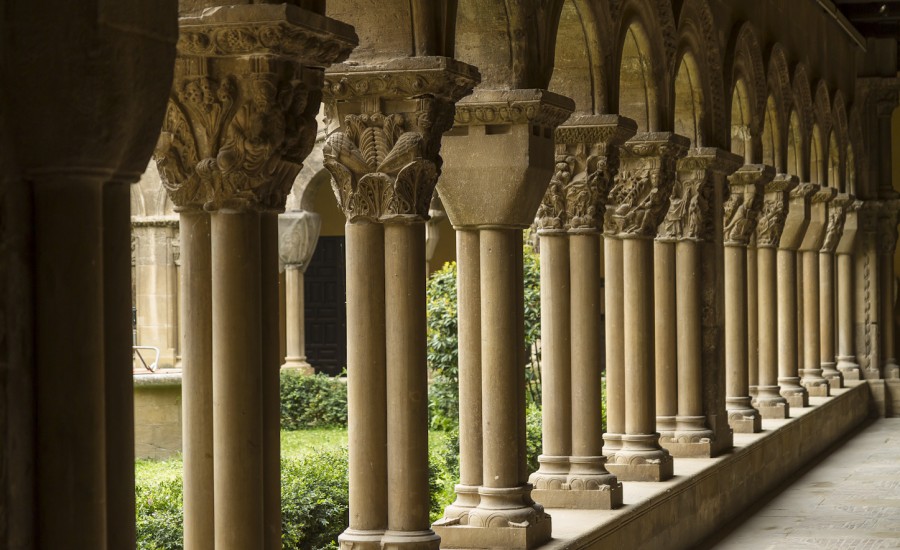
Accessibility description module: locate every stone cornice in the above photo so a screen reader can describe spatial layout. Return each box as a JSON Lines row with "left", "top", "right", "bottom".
{"left": 178, "top": 4, "right": 357, "bottom": 65}
{"left": 554, "top": 114, "right": 638, "bottom": 147}
{"left": 452, "top": 88, "right": 575, "bottom": 128}
{"left": 324, "top": 57, "right": 480, "bottom": 103}
{"left": 131, "top": 215, "right": 180, "bottom": 229}
{"left": 756, "top": 173, "right": 798, "bottom": 249}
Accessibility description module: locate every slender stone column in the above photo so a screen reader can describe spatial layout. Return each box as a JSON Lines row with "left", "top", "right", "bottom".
{"left": 722, "top": 166, "right": 769, "bottom": 433}
{"left": 178, "top": 209, "right": 214, "bottom": 549}
{"left": 878, "top": 207, "right": 900, "bottom": 379}
{"left": 436, "top": 89, "right": 573, "bottom": 547}
{"left": 747, "top": 238, "right": 759, "bottom": 400}
{"left": 654, "top": 239, "right": 678, "bottom": 437}
{"left": 279, "top": 210, "right": 322, "bottom": 373}
{"left": 754, "top": 174, "right": 797, "bottom": 419}
{"left": 604, "top": 236, "right": 625, "bottom": 456}
{"left": 442, "top": 229, "right": 482, "bottom": 520}
{"left": 658, "top": 149, "right": 740, "bottom": 455}
{"left": 819, "top": 194, "right": 851, "bottom": 388}
{"left": 603, "top": 132, "right": 688, "bottom": 481}
{"left": 836, "top": 200, "right": 862, "bottom": 379}
{"left": 323, "top": 58, "right": 478, "bottom": 549}
{"left": 798, "top": 186, "right": 836, "bottom": 396}
{"left": 529, "top": 115, "right": 634, "bottom": 509}
{"left": 777, "top": 183, "right": 817, "bottom": 408}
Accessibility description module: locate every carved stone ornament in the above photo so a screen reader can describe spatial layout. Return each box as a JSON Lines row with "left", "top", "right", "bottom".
{"left": 604, "top": 133, "right": 690, "bottom": 238}
{"left": 877, "top": 204, "right": 900, "bottom": 256}
{"left": 323, "top": 59, "right": 479, "bottom": 223}
{"left": 178, "top": 4, "right": 357, "bottom": 65}
{"left": 756, "top": 174, "right": 797, "bottom": 249}
{"left": 534, "top": 116, "right": 638, "bottom": 233}
{"left": 723, "top": 166, "right": 771, "bottom": 247}
{"left": 453, "top": 88, "right": 574, "bottom": 129}
{"left": 820, "top": 195, "right": 851, "bottom": 253}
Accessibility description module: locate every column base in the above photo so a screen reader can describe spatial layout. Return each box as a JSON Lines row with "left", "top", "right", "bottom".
{"left": 381, "top": 530, "right": 441, "bottom": 550}
{"left": 884, "top": 359, "right": 900, "bottom": 379}
{"left": 821, "top": 361, "right": 844, "bottom": 389}
{"left": 801, "top": 378, "right": 830, "bottom": 397}
{"left": 726, "top": 397, "right": 761, "bottom": 433}
{"left": 339, "top": 529, "right": 385, "bottom": 550}
{"left": 604, "top": 434, "right": 673, "bottom": 482}
{"left": 779, "top": 378, "right": 809, "bottom": 408}
{"left": 755, "top": 387, "right": 790, "bottom": 419}
{"left": 433, "top": 513, "right": 552, "bottom": 550}
{"left": 442, "top": 484, "right": 481, "bottom": 523}
{"left": 602, "top": 433, "right": 623, "bottom": 459}
{"left": 655, "top": 416, "right": 676, "bottom": 440}
{"left": 281, "top": 357, "right": 314, "bottom": 375}
{"left": 528, "top": 455, "right": 569, "bottom": 491}
{"left": 531, "top": 456, "right": 622, "bottom": 509}
{"left": 836, "top": 356, "right": 861, "bottom": 380}
{"left": 660, "top": 417, "right": 716, "bottom": 457}
{"left": 749, "top": 385, "right": 759, "bottom": 401}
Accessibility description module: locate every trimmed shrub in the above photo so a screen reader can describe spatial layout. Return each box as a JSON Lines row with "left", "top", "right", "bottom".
{"left": 281, "top": 448, "right": 350, "bottom": 550}
{"left": 136, "top": 477, "right": 184, "bottom": 550}
{"left": 281, "top": 371, "right": 348, "bottom": 430}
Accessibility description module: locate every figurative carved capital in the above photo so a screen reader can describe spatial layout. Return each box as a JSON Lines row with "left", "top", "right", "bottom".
{"left": 723, "top": 165, "right": 771, "bottom": 246}
{"left": 821, "top": 195, "right": 851, "bottom": 253}
{"left": 604, "top": 133, "right": 690, "bottom": 238}
{"left": 756, "top": 174, "right": 797, "bottom": 248}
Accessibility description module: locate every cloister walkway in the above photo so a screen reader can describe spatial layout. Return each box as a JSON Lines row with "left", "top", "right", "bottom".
{"left": 708, "top": 417, "right": 900, "bottom": 549}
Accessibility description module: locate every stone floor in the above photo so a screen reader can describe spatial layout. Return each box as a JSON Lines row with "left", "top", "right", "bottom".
{"left": 709, "top": 418, "right": 900, "bottom": 549}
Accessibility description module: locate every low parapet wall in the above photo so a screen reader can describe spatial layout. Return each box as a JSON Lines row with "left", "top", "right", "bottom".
{"left": 538, "top": 382, "right": 872, "bottom": 550}
{"left": 134, "top": 371, "right": 183, "bottom": 460}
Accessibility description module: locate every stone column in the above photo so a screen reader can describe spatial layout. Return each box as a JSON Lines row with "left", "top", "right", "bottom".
{"left": 754, "top": 174, "right": 797, "bottom": 419}
{"left": 777, "top": 183, "right": 817, "bottom": 408}
{"left": 279, "top": 210, "right": 322, "bottom": 373}
{"left": 323, "top": 58, "right": 478, "bottom": 549}
{"left": 657, "top": 149, "right": 740, "bottom": 455}
{"left": 602, "top": 132, "right": 688, "bottom": 482}
{"left": 529, "top": 115, "right": 635, "bottom": 509}
{"left": 747, "top": 236, "right": 759, "bottom": 400}
{"left": 855, "top": 202, "right": 883, "bottom": 381}
{"left": 723, "top": 165, "right": 769, "bottom": 433}
{"left": 154, "top": 7, "right": 355, "bottom": 548}
{"left": 819, "top": 194, "right": 851, "bottom": 388}
{"left": 878, "top": 206, "right": 900, "bottom": 379}
{"left": 836, "top": 200, "right": 862, "bottom": 380}
{"left": 435, "top": 89, "right": 574, "bottom": 547}
{"left": 798, "top": 186, "right": 836, "bottom": 396}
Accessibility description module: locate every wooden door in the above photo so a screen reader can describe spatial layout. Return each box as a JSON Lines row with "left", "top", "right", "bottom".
{"left": 304, "top": 236, "right": 347, "bottom": 376}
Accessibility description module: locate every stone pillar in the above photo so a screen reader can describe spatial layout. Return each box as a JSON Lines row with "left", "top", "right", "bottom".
{"left": 279, "top": 210, "right": 322, "bottom": 373}
{"left": 777, "top": 183, "right": 817, "bottom": 408}
{"left": 322, "top": 58, "right": 478, "bottom": 549}
{"left": 602, "top": 132, "right": 688, "bottom": 481}
{"left": 819, "top": 194, "right": 851, "bottom": 388}
{"left": 747, "top": 237, "right": 759, "bottom": 400}
{"left": 722, "top": 165, "right": 769, "bottom": 433}
{"left": 797, "top": 186, "right": 836, "bottom": 397}
{"left": 435, "top": 88, "right": 574, "bottom": 547}
{"left": 878, "top": 206, "right": 900, "bottom": 379}
{"left": 529, "top": 115, "right": 635, "bottom": 509}
{"left": 855, "top": 201, "right": 883, "bottom": 381}
{"left": 836, "top": 200, "right": 862, "bottom": 380}
{"left": 154, "top": 7, "right": 355, "bottom": 548}
{"left": 754, "top": 174, "right": 797, "bottom": 419}
{"left": 657, "top": 149, "right": 740, "bottom": 455}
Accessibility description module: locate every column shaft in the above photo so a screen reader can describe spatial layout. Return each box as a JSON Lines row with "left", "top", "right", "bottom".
{"left": 283, "top": 266, "right": 311, "bottom": 372}
{"left": 724, "top": 244, "right": 760, "bottom": 432}
{"left": 747, "top": 247, "right": 759, "bottom": 396}
{"left": 603, "top": 237, "right": 624, "bottom": 454}
{"left": 260, "top": 212, "right": 282, "bottom": 550}
{"left": 777, "top": 249, "right": 809, "bottom": 407}
{"left": 342, "top": 222, "right": 388, "bottom": 544}
{"left": 34, "top": 177, "right": 106, "bottom": 548}
{"left": 881, "top": 252, "right": 899, "bottom": 377}
{"left": 819, "top": 252, "right": 841, "bottom": 387}
{"left": 800, "top": 250, "right": 829, "bottom": 396}
{"left": 675, "top": 240, "right": 706, "bottom": 433}
{"left": 211, "top": 211, "right": 264, "bottom": 549}
{"left": 755, "top": 247, "right": 788, "bottom": 417}
{"left": 180, "top": 210, "right": 214, "bottom": 550}
{"left": 654, "top": 241, "right": 677, "bottom": 435}
{"left": 383, "top": 222, "right": 438, "bottom": 544}
{"left": 836, "top": 253, "right": 860, "bottom": 378}
{"left": 104, "top": 181, "right": 136, "bottom": 550}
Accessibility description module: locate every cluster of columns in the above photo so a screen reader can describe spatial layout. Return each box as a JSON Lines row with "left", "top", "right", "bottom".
{"left": 320, "top": 57, "right": 479, "bottom": 549}
{"left": 153, "top": 5, "right": 356, "bottom": 549}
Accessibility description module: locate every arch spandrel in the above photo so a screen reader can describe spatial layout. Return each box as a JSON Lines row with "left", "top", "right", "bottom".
{"left": 827, "top": 129, "right": 841, "bottom": 190}
{"left": 762, "top": 95, "right": 782, "bottom": 171}
{"left": 847, "top": 104, "right": 865, "bottom": 196}
{"left": 814, "top": 80, "right": 834, "bottom": 145}
{"left": 810, "top": 123, "right": 824, "bottom": 185}
{"left": 787, "top": 108, "right": 804, "bottom": 180}
{"left": 725, "top": 22, "right": 766, "bottom": 162}
{"left": 832, "top": 91, "right": 850, "bottom": 191}
{"left": 765, "top": 43, "right": 793, "bottom": 172}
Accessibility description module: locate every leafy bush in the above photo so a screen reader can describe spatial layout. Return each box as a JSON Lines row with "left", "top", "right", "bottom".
{"left": 136, "top": 477, "right": 184, "bottom": 550}
{"left": 281, "top": 448, "right": 350, "bottom": 550}
{"left": 281, "top": 371, "right": 348, "bottom": 430}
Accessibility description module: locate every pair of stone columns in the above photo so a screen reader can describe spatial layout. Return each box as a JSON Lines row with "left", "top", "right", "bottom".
{"left": 433, "top": 89, "right": 574, "bottom": 548}
{"left": 321, "top": 58, "right": 479, "bottom": 550}
{"left": 602, "top": 133, "right": 689, "bottom": 481}
{"left": 528, "top": 115, "right": 635, "bottom": 508}
{"left": 154, "top": 6, "right": 356, "bottom": 549}
{"left": 279, "top": 210, "right": 321, "bottom": 374}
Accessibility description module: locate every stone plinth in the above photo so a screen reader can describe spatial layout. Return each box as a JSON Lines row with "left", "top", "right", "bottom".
{"left": 134, "top": 371, "right": 183, "bottom": 459}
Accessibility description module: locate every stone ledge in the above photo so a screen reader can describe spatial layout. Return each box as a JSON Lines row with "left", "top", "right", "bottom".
{"left": 133, "top": 370, "right": 183, "bottom": 388}
{"left": 535, "top": 382, "right": 871, "bottom": 550}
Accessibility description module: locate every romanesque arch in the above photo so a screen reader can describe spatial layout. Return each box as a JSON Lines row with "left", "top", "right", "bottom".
{"left": 727, "top": 22, "right": 767, "bottom": 162}
{"left": 549, "top": 0, "right": 614, "bottom": 114}
{"left": 832, "top": 91, "right": 850, "bottom": 192}
{"left": 766, "top": 43, "right": 794, "bottom": 172}
{"left": 791, "top": 63, "right": 815, "bottom": 180}
{"left": 813, "top": 80, "right": 833, "bottom": 186}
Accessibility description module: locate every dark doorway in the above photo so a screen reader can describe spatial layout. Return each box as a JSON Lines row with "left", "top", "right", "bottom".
{"left": 304, "top": 236, "right": 347, "bottom": 376}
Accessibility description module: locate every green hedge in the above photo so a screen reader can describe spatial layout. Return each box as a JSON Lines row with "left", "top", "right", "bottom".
{"left": 280, "top": 371, "right": 348, "bottom": 430}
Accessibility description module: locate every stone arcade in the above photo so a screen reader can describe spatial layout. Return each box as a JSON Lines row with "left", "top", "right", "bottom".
{"left": 1, "top": 1, "right": 900, "bottom": 549}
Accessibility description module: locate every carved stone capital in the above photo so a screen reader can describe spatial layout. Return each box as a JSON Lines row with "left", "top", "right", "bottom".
{"left": 756, "top": 173, "right": 797, "bottom": 249}
{"left": 799, "top": 185, "right": 837, "bottom": 251}
{"left": 722, "top": 165, "right": 772, "bottom": 247}
{"left": 322, "top": 58, "right": 480, "bottom": 223}
{"left": 278, "top": 210, "right": 321, "bottom": 269}
{"left": 779, "top": 182, "right": 817, "bottom": 250}
{"left": 820, "top": 194, "right": 851, "bottom": 253}
{"left": 657, "top": 148, "right": 742, "bottom": 242}
{"left": 452, "top": 88, "right": 574, "bottom": 129}
{"left": 836, "top": 198, "right": 863, "bottom": 255}
{"left": 535, "top": 115, "right": 638, "bottom": 234}
{"left": 877, "top": 202, "right": 900, "bottom": 256}
{"left": 155, "top": 6, "right": 356, "bottom": 213}
{"left": 604, "top": 132, "right": 691, "bottom": 238}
